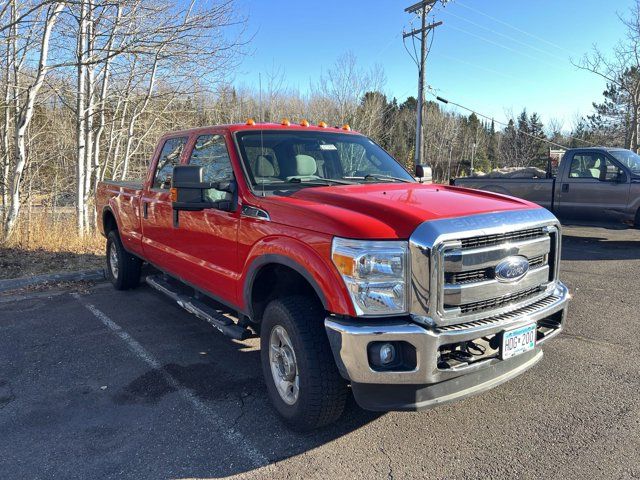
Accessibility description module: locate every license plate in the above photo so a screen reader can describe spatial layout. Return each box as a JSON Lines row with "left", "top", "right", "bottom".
{"left": 501, "top": 323, "right": 537, "bottom": 360}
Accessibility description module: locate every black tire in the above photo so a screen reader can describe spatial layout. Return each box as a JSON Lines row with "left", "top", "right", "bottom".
{"left": 260, "top": 295, "right": 348, "bottom": 431}
{"left": 106, "top": 230, "right": 142, "bottom": 290}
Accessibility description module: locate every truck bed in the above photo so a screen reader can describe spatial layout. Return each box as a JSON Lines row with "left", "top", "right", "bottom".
{"left": 100, "top": 179, "right": 144, "bottom": 190}
{"left": 452, "top": 177, "right": 555, "bottom": 210}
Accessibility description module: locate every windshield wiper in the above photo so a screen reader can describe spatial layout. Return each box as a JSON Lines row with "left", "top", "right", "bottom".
{"left": 287, "top": 178, "right": 356, "bottom": 185}
{"left": 363, "top": 174, "right": 413, "bottom": 183}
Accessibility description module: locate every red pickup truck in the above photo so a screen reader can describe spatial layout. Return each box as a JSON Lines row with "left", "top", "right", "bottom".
{"left": 96, "top": 121, "right": 570, "bottom": 430}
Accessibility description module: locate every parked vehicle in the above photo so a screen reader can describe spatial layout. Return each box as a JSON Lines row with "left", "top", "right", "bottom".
{"left": 96, "top": 121, "right": 570, "bottom": 430}
{"left": 452, "top": 147, "right": 640, "bottom": 227}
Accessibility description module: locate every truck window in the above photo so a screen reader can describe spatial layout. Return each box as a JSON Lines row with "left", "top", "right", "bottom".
{"left": 569, "top": 153, "right": 605, "bottom": 180}
{"left": 153, "top": 137, "right": 188, "bottom": 189}
{"left": 187, "top": 134, "right": 234, "bottom": 201}
{"left": 569, "top": 153, "right": 622, "bottom": 181}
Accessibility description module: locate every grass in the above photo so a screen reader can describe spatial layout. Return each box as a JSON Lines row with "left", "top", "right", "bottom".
{"left": 0, "top": 212, "right": 105, "bottom": 280}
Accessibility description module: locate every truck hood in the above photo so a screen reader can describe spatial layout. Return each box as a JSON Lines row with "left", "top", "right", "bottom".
{"left": 257, "top": 183, "right": 541, "bottom": 239}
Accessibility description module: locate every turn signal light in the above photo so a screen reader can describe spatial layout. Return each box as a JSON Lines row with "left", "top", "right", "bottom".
{"left": 170, "top": 188, "right": 177, "bottom": 202}
{"left": 318, "top": 121, "right": 327, "bottom": 128}
{"left": 246, "top": 118, "right": 256, "bottom": 126}
{"left": 332, "top": 252, "right": 356, "bottom": 277}
{"left": 342, "top": 124, "right": 351, "bottom": 131}
{"left": 281, "top": 118, "right": 290, "bottom": 126}
{"left": 300, "top": 119, "right": 310, "bottom": 127}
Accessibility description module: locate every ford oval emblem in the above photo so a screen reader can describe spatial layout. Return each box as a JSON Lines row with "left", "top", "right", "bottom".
{"left": 495, "top": 256, "right": 530, "bottom": 283}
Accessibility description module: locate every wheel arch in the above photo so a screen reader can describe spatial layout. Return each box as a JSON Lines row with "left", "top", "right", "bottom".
{"left": 242, "top": 240, "right": 355, "bottom": 321}
{"left": 244, "top": 255, "right": 328, "bottom": 322}
{"left": 101, "top": 206, "right": 119, "bottom": 237}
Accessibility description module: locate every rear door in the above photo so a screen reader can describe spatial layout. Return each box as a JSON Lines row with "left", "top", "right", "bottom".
{"left": 556, "top": 151, "right": 630, "bottom": 220}
{"left": 173, "top": 133, "right": 240, "bottom": 305}
{"left": 141, "top": 135, "right": 189, "bottom": 273}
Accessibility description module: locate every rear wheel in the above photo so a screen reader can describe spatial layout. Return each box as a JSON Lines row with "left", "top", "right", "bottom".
{"left": 106, "top": 230, "right": 142, "bottom": 290}
{"left": 260, "top": 295, "right": 348, "bottom": 431}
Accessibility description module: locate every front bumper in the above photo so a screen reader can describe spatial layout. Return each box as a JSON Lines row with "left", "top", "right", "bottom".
{"left": 324, "top": 282, "right": 569, "bottom": 411}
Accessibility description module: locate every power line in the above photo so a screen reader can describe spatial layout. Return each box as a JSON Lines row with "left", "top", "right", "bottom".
{"left": 456, "top": 1, "right": 578, "bottom": 57}
{"left": 447, "top": 24, "right": 560, "bottom": 70}
{"left": 440, "top": 9, "right": 568, "bottom": 63}
{"left": 428, "top": 89, "right": 600, "bottom": 149}
{"left": 431, "top": 51, "right": 522, "bottom": 82}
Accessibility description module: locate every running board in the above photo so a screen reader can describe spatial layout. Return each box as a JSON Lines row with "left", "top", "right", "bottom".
{"left": 146, "top": 274, "right": 252, "bottom": 340}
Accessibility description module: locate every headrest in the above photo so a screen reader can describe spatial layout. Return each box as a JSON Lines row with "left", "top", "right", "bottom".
{"left": 256, "top": 155, "right": 275, "bottom": 177}
{"left": 294, "top": 154, "right": 317, "bottom": 176}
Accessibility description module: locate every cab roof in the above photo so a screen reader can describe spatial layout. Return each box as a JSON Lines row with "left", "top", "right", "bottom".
{"left": 162, "top": 122, "right": 360, "bottom": 138}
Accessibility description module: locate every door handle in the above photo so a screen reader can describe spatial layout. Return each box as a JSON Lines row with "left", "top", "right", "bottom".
{"left": 143, "top": 202, "right": 149, "bottom": 219}
{"left": 561, "top": 183, "right": 569, "bottom": 193}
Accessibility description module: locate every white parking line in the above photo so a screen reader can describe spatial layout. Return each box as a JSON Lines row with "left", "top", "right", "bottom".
{"left": 71, "top": 293, "right": 269, "bottom": 468}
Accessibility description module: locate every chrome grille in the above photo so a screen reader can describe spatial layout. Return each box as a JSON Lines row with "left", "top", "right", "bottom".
{"left": 445, "top": 254, "right": 547, "bottom": 285}
{"left": 449, "top": 286, "right": 544, "bottom": 313}
{"left": 409, "top": 208, "right": 561, "bottom": 328}
{"left": 435, "top": 294, "right": 561, "bottom": 333}
{"left": 460, "top": 227, "right": 546, "bottom": 249}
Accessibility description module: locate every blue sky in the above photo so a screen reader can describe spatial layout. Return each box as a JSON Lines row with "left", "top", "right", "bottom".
{"left": 234, "top": 0, "right": 630, "bottom": 130}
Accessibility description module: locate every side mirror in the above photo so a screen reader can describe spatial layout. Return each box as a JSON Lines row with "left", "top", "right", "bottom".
{"left": 616, "top": 171, "right": 627, "bottom": 183}
{"left": 171, "top": 165, "right": 235, "bottom": 213}
{"left": 415, "top": 164, "right": 432, "bottom": 183}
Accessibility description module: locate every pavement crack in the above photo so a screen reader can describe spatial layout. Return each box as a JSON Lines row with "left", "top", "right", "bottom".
{"left": 561, "top": 331, "right": 620, "bottom": 349}
{"left": 232, "top": 390, "right": 253, "bottom": 429}
{"left": 379, "top": 444, "right": 394, "bottom": 480}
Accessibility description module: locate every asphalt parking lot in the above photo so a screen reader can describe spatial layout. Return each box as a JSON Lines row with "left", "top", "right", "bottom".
{"left": 1, "top": 224, "right": 639, "bottom": 479}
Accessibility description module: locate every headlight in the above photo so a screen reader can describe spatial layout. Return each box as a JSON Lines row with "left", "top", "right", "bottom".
{"left": 331, "top": 237, "right": 409, "bottom": 316}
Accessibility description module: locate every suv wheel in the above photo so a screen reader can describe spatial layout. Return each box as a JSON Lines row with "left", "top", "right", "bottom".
{"left": 106, "top": 230, "right": 142, "bottom": 290}
{"left": 260, "top": 295, "right": 348, "bottom": 431}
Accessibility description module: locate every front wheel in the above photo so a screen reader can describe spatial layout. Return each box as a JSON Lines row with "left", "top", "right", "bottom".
{"left": 260, "top": 296, "right": 348, "bottom": 431}
{"left": 106, "top": 230, "right": 142, "bottom": 290}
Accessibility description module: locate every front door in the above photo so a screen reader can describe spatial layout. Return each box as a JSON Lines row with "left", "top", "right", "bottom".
{"left": 174, "top": 133, "right": 240, "bottom": 306}
{"left": 556, "top": 151, "right": 630, "bottom": 221}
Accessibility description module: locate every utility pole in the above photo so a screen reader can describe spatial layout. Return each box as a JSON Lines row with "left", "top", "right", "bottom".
{"left": 403, "top": 1, "right": 443, "bottom": 167}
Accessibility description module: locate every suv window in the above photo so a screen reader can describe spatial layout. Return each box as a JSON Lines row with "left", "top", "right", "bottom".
{"left": 153, "top": 137, "right": 188, "bottom": 189}
{"left": 187, "top": 134, "right": 234, "bottom": 201}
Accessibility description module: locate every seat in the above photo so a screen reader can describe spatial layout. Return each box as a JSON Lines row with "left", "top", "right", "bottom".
{"left": 285, "top": 154, "right": 320, "bottom": 182}
{"left": 254, "top": 155, "right": 279, "bottom": 183}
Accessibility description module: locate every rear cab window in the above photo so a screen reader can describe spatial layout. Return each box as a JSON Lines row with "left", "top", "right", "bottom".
{"left": 152, "top": 137, "right": 188, "bottom": 189}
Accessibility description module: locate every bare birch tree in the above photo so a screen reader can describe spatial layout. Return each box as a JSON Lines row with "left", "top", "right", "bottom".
{"left": 4, "top": 0, "right": 66, "bottom": 238}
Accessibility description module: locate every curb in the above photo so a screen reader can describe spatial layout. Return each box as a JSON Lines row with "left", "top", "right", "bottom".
{"left": 0, "top": 269, "right": 106, "bottom": 293}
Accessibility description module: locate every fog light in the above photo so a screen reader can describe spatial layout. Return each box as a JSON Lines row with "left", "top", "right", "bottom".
{"left": 379, "top": 343, "right": 396, "bottom": 365}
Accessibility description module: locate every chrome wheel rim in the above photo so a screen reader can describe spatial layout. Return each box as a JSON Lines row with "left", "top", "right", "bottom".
{"left": 109, "top": 242, "right": 119, "bottom": 279}
{"left": 269, "top": 325, "right": 299, "bottom": 405}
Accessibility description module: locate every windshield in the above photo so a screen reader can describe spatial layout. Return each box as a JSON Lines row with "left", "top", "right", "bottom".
{"left": 235, "top": 130, "right": 415, "bottom": 191}
{"left": 609, "top": 149, "right": 640, "bottom": 175}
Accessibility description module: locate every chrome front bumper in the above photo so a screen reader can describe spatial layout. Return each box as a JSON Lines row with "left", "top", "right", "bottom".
{"left": 324, "top": 282, "right": 569, "bottom": 387}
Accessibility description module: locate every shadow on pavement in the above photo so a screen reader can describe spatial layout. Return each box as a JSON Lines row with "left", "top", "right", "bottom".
{"left": 562, "top": 234, "right": 640, "bottom": 261}
{"left": 100, "top": 287, "right": 384, "bottom": 478}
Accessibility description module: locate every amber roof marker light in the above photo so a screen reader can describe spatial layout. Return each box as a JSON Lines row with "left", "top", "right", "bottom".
{"left": 246, "top": 118, "right": 256, "bottom": 126}
{"left": 300, "top": 119, "right": 310, "bottom": 127}
{"left": 281, "top": 118, "right": 291, "bottom": 126}
{"left": 318, "top": 121, "right": 328, "bottom": 128}
{"left": 342, "top": 124, "right": 351, "bottom": 131}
